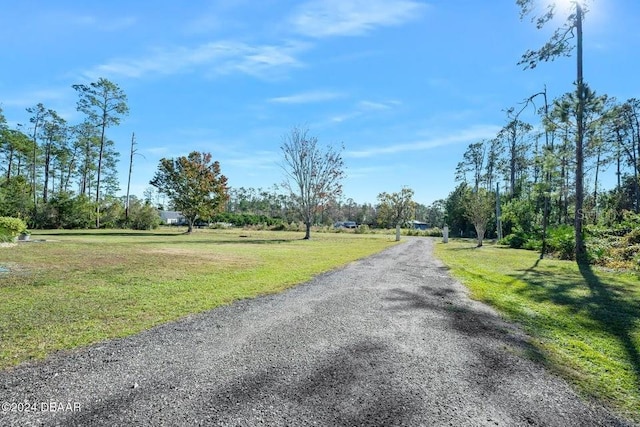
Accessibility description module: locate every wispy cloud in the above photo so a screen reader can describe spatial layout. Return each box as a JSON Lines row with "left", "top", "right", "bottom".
{"left": 268, "top": 90, "right": 344, "bottom": 104}
{"left": 323, "top": 99, "right": 399, "bottom": 125}
{"left": 357, "top": 100, "right": 400, "bottom": 110}
{"left": 345, "top": 124, "right": 501, "bottom": 158}
{"left": 290, "top": 0, "right": 427, "bottom": 38}
{"left": 82, "top": 40, "right": 308, "bottom": 81}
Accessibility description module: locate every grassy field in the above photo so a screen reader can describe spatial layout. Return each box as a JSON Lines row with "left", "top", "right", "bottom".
{"left": 434, "top": 239, "right": 640, "bottom": 421}
{"left": 0, "top": 228, "right": 397, "bottom": 370}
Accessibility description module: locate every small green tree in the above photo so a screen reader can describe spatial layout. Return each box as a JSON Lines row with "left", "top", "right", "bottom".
{"left": 150, "top": 151, "right": 228, "bottom": 233}
{"left": 376, "top": 187, "right": 416, "bottom": 228}
{"left": 127, "top": 197, "right": 161, "bottom": 230}
{"left": 463, "top": 188, "right": 495, "bottom": 247}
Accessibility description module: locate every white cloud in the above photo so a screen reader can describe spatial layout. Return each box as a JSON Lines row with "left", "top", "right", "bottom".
{"left": 82, "top": 40, "right": 308, "bottom": 81}
{"left": 268, "top": 90, "right": 344, "bottom": 104}
{"left": 345, "top": 124, "right": 501, "bottom": 158}
{"left": 290, "top": 0, "right": 427, "bottom": 38}
{"left": 357, "top": 100, "right": 400, "bottom": 110}
{"left": 320, "top": 99, "right": 399, "bottom": 126}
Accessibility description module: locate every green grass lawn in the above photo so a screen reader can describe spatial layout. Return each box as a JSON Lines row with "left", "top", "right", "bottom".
{"left": 0, "top": 228, "right": 397, "bottom": 369}
{"left": 434, "top": 239, "right": 640, "bottom": 421}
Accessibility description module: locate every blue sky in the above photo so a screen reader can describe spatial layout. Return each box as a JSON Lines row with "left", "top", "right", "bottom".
{"left": 1, "top": 0, "right": 638, "bottom": 206}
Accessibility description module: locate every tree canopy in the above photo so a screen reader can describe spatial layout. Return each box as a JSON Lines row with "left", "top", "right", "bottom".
{"left": 150, "top": 151, "right": 229, "bottom": 233}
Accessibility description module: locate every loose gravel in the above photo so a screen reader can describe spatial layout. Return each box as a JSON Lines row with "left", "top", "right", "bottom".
{"left": 0, "top": 238, "right": 636, "bottom": 426}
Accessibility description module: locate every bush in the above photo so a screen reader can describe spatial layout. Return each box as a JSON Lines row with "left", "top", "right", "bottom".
{"left": 546, "top": 225, "right": 575, "bottom": 260}
{"left": 354, "top": 224, "right": 371, "bottom": 234}
{"left": 499, "top": 229, "right": 529, "bottom": 249}
{"left": 0, "top": 216, "right": 28, "bottom": 241}
{"left": 425, "top": 227, "right": 443, "bottom": 237}
{"left": 128, "top": 203, "right": 162, "bottom": 230}
{"left": 38, "top": 193, "right": 95, "bottom": 229}
{"left": 623, "top": 228, "right": 640, "bottom": 245}
{"left": 270, "top": 223, "right": 286, "bottom": 231}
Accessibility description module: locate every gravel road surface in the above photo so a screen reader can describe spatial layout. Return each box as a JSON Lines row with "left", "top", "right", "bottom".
{"left": 0, "top": 238, "right": 635, "bottom": 426}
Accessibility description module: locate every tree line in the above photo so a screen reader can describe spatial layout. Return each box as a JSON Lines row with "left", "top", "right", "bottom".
{"left": 441, "top": 0, "right": 640, "bottom": 267}
{"left": 2, "top": 90, "right": 443, "bottom": 234}
{"left": 0, "top": 78, "right": 134, "bottom": 228}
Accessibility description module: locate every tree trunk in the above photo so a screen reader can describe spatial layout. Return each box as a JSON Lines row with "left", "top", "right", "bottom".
{"left": 510, "top": 126, "right": 517, "bottom": 197}
{"left": 126, "top": 132, "right": 135, "bottom": 221}
{"left": 95, "top": 114, "right": 107, "bottom": 229}
{"left": 475, "top": 225, "right": 485, "bottom": 247}
{"left": 304, "top": 221, "right": 311, "bottom": 239}
{"left": 43, "top": 140, "right": 51, "bottom": 203}
{"left": 593, "top": 148, "right": 601, "bottom": 224}
{"left": 574, "top": 4, "right": 587, "bottom": 264}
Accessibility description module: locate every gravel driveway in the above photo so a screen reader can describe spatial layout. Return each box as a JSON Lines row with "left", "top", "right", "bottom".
{"left": 0, "top": 238, "right": 635, "bottom": 426}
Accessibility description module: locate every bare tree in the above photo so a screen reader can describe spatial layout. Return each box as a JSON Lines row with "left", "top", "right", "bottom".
{"left": 281, "top": 126, "right": 345, "bottom": 240}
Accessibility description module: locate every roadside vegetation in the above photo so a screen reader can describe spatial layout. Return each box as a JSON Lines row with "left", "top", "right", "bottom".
{"left": 434, "top": 239, "right": 640, "bottom": 421}
{"left": 0, "top": 229, "right": 397, "bottom": 370}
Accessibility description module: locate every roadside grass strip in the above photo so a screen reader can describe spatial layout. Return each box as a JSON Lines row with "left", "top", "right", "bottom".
{"left": 434, "top": 239, "right": 640, "bottom": 422}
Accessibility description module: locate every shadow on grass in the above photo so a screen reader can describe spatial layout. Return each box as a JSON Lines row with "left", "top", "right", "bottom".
{"left": 579, "top": 262, "right": 640, "bottom": 388}
{"left": 35, "top": 231, "right": 182, "bottom": 237}
{"left": 34, "top": 231, "right": 294, "bottom": 245}
{"left": 513, "top": 260, "right": 640, "bottom": 389}
{"left": 443, "top": 246, "right": 482, "bottom": 252}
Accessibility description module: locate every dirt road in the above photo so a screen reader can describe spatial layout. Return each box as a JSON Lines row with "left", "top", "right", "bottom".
{"left": 0, "top": 238, "right": 634, "bottom": 426}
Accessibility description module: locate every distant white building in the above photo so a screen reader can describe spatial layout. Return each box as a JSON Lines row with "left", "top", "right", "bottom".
{"left": 158, "top": 210, "right": 186, "bottom": 225}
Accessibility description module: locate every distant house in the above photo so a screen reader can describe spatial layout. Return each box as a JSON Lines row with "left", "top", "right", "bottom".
{"left": 410, "top": 220, "right": 429, "bottom": 230}
{"left": 334, "top": 221, "right": 357, "bottom": 229}
{"left": 158, "top": 210, "right": 186, "bottom": 225}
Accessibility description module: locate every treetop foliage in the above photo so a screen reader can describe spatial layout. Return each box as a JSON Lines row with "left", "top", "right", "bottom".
{"left": 150, "top": 151, "right": 229, "bottom": 232}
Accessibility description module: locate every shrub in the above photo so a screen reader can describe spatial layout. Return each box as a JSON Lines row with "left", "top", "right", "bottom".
{"left": 623, "top": 228, "right": 640, "bottom": 245}
{"left": 0, "top": 216, "right": 28, "bottom": 241}
{"left": 129, "top": 203, "right": 162, "bottom": 230}
{"left": 354, "top": 224, "right": 370, "bottom": 234}
{"left": 425, "top": 227, "right": 442, "bottom": 237}
{"left": 499, "top": 229, "right": 530, "bottom": 249}
{"left": 292, "top": 222, "right": 305, "bottom": 232}
{"left": 523, "top": 237, "right": 542, "bottom": 251}
{"left": 546, "top": 225, "right": 575, "bottom": 260}
{"left": 39, "top": 193, "right": 95, "bottom": 229}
